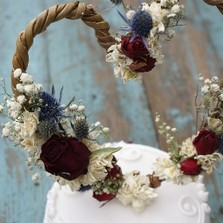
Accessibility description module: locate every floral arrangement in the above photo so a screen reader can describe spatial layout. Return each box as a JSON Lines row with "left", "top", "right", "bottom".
{"left": 0, "top": 69, "right": 157, "bottom": 212}
{"left": 1, "top": 69, "right": 222, "bottom": 213}
{"left": 153, "top": 75, "right": 223, "bottom": 184}
{"left": 0, "top": 0, "right": 222, "bottom": 214}
{"left": 106, "top": 0, "right": 184, "bottom": 81}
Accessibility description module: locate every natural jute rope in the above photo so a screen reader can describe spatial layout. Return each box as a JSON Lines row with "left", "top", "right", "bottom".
{"left": 11, "top": 2, "right": 116, "bottom": 96}
{"left": 204, "top": 0, "right": 223, "bottom": 14}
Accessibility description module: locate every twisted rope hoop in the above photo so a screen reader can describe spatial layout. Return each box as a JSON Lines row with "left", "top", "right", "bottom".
{"left": 204, "top": 0, "right": 223, "bottom": 14}
{"left": 11, "top": 1, "right": 116, "bottom": 96}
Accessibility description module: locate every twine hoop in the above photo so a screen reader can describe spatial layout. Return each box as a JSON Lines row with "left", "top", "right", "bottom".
{"left": 11, "top": 1, "right": 116, "bottom": 96}
{"left": 204, "top": 0, "right": 223, "bottom": 14}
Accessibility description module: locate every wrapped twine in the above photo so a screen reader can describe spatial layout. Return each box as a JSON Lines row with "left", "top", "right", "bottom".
{"left": 204, "top": 0, "right": 223, "bottom": 14}
{"left": 10, "top": 1, "right": 163, "bottom": 189}
{"left": 11, "top": 2, "right": 116, "bottom": 96}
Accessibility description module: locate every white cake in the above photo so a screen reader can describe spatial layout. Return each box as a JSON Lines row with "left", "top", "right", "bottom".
{"left": 43, "top": 142, "right": 211, "bottom": 223}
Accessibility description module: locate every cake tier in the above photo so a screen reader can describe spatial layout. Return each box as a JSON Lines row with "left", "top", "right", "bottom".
{"left": 43, "top": 142, "right": 211, "bottom": 223}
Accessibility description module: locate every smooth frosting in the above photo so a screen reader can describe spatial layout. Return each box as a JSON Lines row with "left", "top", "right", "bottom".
{"left": 43, "top": 142, "right": 211, "bottom": 223}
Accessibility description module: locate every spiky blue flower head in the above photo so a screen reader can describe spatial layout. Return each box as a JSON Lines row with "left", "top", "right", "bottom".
{"left": 38, "top": 91, "right": 63, "bottom": 121}
{"left": 37, "top": 90, "right": 64, "bottom": 123}
{"left": 130, "top": 9, "right": 153, "bottom": 37}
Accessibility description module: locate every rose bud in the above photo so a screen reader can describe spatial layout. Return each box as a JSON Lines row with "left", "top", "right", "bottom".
{"left": 180, "top": 158, "right": 202, "bottom": 176}
{"left": 120, "top": 35, "right": 149, "bottom": 60}
{"left": 129, "top": 55, "right": 156, "bottom": 73}
{"left": 193, "top": 129, "right": 219, "bottom": 155}
{"left": 40, "top": 134, "right": 91, "bottom": 181}
{"left": 106, "top": 162, "right": 123, "bottom": 180}
{"left": 93, "top": 192, "right": 115, "bottom": 202}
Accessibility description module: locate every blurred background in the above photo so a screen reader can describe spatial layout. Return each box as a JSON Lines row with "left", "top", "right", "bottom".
{"left": 0, "top": 0, "right": 223, "bottom": 222}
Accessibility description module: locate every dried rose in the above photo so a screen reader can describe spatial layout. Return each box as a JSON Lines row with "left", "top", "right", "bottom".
{"left": 40, "top": 134, "right": 91, "bottom": 181}
{"left": 129, "top": 55, "right": 156, "bottom": 73}
{"left": 193, "top": 129, "right": 219, "bottom": 155}
{"left": 93, "top": 160, "right": 123, "bottom": 202}
{"left": 180, "top": 158, "right": 202, "bottom": 176}
{"left": 120, "top": 35, "right": 149, "bottom": 60}
{"left": 93, "top": 193, "right": 115, "bottom": 202}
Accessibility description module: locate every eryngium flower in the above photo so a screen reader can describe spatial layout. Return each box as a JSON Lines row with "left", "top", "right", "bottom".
{"left": 72, "top": 117, "right": 89, "bottom": 140}
{"left": 130, "top": 10, "right": 153, "bottom": 37}
{"left": 37, "top": 91, "right": 64, "bottom": 123}
{"left": 37, "top": 120, "right": 59, "bottom": 138}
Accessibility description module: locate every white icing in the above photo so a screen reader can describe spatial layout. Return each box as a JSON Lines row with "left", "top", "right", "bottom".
{"left": 43, "top": 142, "right": 211, "bottom": 223}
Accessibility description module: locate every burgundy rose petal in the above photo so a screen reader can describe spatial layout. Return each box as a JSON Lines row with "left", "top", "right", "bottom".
{"left": 107, "top": 163, "right": 123, "bottom": 180}
{"left": 180, "top": 158, "right": 202, "bottom": 176}
{"left": 93, "top": 192, "right": 115, "bottom": 202}
{"left": 40, "top": 135, "right": 91, "bottom": 181}
{"left": 193, "top": 129, "right": 219, "bottom": 155}
{"left": 129, "top": 55, "right": 156, "bottom": 73}
{"left": 121, "top": 35, "right": 149, "bottom": 60}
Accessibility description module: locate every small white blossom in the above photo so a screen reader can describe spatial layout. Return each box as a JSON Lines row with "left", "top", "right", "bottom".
{"left": 219, "top": 93, "right": 223, "bottom": 101}
{"left": 17, "top": 95, "right": 26, "bottom": 104}
{"left": 179, "top": 137, "right": 197, "bottom": 158}
{"left": 94, "top": 121, "right": 101, "bottom": 127}
{"left": 14, "top": 68, "right": 22, "bottom": 78}
{"left": 77, "top": 105, "right": 85, "bottom": 112}
{"left": 16, "top": 83, "right": 24, "bottom": 92}
{"left": 171, "top": 4, "right": 181, "bottom": 13}
{"left": 210, "top": 83, "right": 220, "bottom": 92}
{"left": 204, "top": 79, "right": 211, "bottom": 84}
{"left": 24, "top": 84, "right": 35, "bottom": 94}
{"left": 69, "top": 104, "right": 78, "bottom": 110}
{"left": 20, "top": 73, "right": 33, "bottom": 83}
{"left": 201, "top": 85, "right": 209, "bottom": 94}
{"left": 32, "top": 173, "right": 41, "bottom": 184}
{"left": 102, "top": 127, "right": 109, "bottom": 133}
{"left": 126, "top": 10, "right": 135, "bottom": 20}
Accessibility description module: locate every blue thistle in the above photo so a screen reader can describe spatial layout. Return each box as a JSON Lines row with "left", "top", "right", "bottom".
{"left": 37, "top": 120, "right": 59, "bottom": 138}
{"left": 36, "top": 86, "right": 64, "bottom": 123}
{"left": 130, "top": 10, "right": 153, "bottom": 37}
{"left": 118, "top": 7, "right": 153, "bottom": 38}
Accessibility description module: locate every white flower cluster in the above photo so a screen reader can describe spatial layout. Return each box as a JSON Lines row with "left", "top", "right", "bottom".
{"left": 1, "top": 69, "right": 117, "bottom": 191}
{"left": 153, "top": 156, "right": 195, "bottom": 184}
{"left": 106, "top": 43, "right": 138, "bottom": 82}
{"left": 106, "top": 1, "right": 183, "bottom": 82}
{"left": 117, "top": 171, "right": 157, "bottom": 213}
{"left": 154, "top": 111, "right": 223, "bottom": 184}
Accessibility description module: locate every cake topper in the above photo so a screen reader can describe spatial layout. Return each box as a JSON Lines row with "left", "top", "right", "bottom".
{"left": 0, "top": 0, "right": 222, "bottom": 214}
{"left": 106, "top": 0, "right": 184, "bottom": 81}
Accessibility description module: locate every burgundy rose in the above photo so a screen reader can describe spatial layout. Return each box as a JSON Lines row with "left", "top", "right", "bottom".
{"left": 106, "top": 164, "right": 123, "bottom": 180}
{"left": 121, "top": 35, "right": 149, "bottom": 60}
{"left": 193, "top": 129, "right": 219, "bottom": 155}
{"left": 40, "top": 134, "right": 91, "bottom": 181}
{"left": 93, "top": 193, "right": 115, "bottom": 202}
{"left": 180, "top": 158, "right": 202, "bottom": 176}
{"left": 129, "top": 55, "right": 156, "bottom": 73}
{"left": 93, "top": 159, "right": 123, "bottom": 202}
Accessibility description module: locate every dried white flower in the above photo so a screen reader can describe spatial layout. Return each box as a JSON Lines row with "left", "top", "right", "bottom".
{"left": 180, "top": 137, "right": 197, "bottom": 158}
{"left": 80, "top": 154, "right": 113, "bottom": 185}
{"left": 17, "top": 95, "right": 26, "bottom": 104}
{"left": 21, "top": 111, "right": 39, "bottom": 137}
{"left": 197, "top": 153, "right": 223, "bottom": 174}
{"left": 14, "top": 68, "right": 22, "bottom": 78}
{"left": 117, "top": 171, "right": 157, "bottom": 213}
{"left": 20, "top": 73, "right": 33, "bottom": 83}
